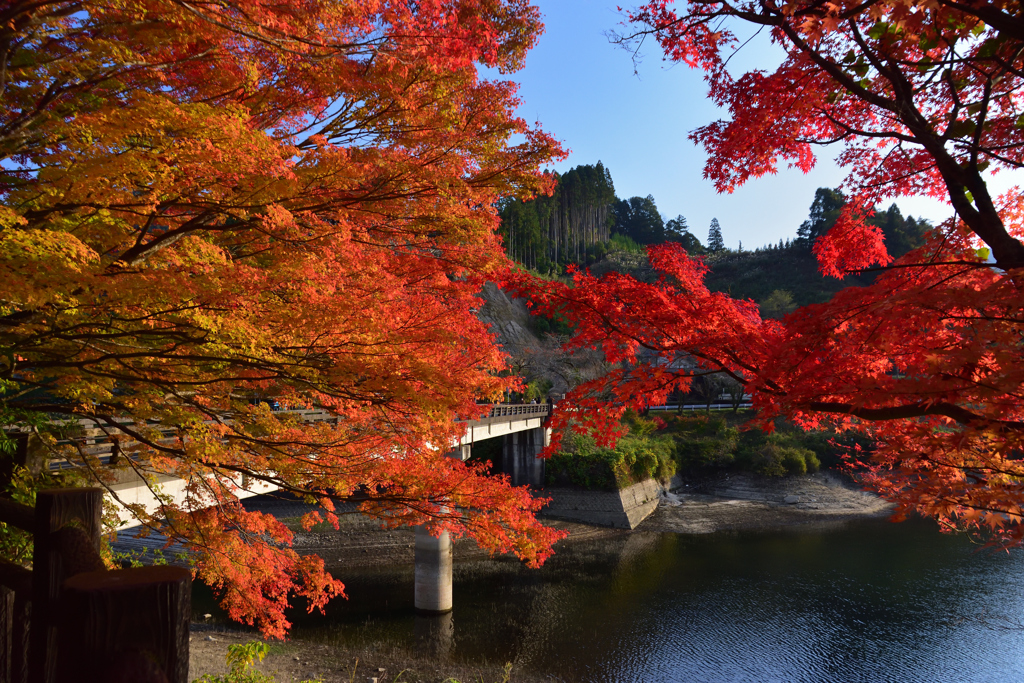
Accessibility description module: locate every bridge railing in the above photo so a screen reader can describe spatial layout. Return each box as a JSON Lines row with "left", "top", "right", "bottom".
{"left": 481, "top": 402, "right": 551, "bottom": 420}
{"left": 45, "top": 408, "right": 339, "bottom": 471}
{"left": 44, "top": 403, "right": 547, "bottom": 472}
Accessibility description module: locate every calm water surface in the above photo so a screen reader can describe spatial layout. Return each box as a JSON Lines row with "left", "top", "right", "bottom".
{"left": 212, "top": 518, "right": 1024, "bottom": 682}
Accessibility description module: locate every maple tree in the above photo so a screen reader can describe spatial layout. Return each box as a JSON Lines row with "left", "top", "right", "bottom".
{"left": 509, "top": 0, "right": 1024, "bottom": 546}
{"left": 0, "top": 0, "right": 566, "bottom": 636}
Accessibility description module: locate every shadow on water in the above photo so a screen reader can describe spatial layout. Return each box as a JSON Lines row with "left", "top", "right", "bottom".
{"left": 195, "top": 518, "right": 1024, "bottom": 683}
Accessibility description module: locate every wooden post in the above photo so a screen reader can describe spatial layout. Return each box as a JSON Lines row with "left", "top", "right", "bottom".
{"left": 57, "top": 566, "right": 190, "bottom": 683}
{"left": 30, "top": 488, "right": 102, "bottom": 683}
{"left": 0, "top": 586, "right": 11, "bottom": 683}
{"left": 0, "top": 563, "right": 31, "bottom": 683}
{"left": 8, "top": 590, "right": 28, "bottom": 683}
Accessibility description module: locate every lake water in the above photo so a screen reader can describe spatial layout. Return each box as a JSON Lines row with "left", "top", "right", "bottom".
{"left": 206, "top": 517, "right": 1024, "bottom": 682}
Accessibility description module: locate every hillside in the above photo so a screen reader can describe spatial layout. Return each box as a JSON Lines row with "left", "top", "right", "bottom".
{"left": 701, "top": 248, "right": 870, "bottom": 309}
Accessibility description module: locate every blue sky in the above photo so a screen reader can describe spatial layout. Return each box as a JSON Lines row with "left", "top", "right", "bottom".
{"left": 503, "top": 0, "right": 957, "bottom": 250}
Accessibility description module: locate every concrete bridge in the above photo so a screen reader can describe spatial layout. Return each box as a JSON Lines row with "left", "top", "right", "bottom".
{"left": 54, "top": 402, "right": 552, "bottom": 615}
{"left": 79, "top": 402, "right": 551, "bottom": 517}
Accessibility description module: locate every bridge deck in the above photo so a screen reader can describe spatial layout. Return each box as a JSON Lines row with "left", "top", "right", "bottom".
{"left": 49, "top": 403, "right": 550, "bottom": 522}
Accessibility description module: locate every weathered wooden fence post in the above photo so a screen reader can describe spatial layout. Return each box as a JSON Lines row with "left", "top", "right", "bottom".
{"left": 58, "top": 565, "right": 191, "bottom": 683}
{"left": 0, "top": 497, "right": 36, "bottom": 683}
{"left": 29, "top": 488, "right": 103, "bottom": 683}
{"left": 0, "top": 568, "right": 30, "bottom": 683}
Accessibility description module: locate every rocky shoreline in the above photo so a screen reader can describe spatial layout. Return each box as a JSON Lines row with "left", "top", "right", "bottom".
{"left": 642, "top": 470, "right": 893, "bottom": 535}
{"left": 188, "top": 471, "right": 893, "bottom": 682}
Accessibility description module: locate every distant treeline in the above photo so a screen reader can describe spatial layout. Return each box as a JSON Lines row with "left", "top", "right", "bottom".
{"left": 499, "top": 164, "right": 931, "bottom": 297}
{"left": 497, "top": 162, "right": 702, "bottom": 272}
{"left": 703, "top": 189, "right": 931, "bottom": 313}
{"left": 784, "top": 187, "right": 928, "bottom": 260}
{"left": 497, "top": 163, "right": 615, "bottom": 271}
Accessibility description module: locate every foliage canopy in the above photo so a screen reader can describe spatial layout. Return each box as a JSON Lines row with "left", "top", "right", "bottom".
{"left": 510, "top": 0, "right": 1024, "bottom": 548}
{"left": 0, "top": 0, "right": 565, "bottom": 636}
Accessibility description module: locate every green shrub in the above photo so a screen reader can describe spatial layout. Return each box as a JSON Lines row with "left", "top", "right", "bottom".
{"left": 545, "top": 432, "right": 619, "bottom": 490}
{"left": 744, "top": 442, "right": 819, "bottom": 477}
{"left": 613, "top": 434, "right": 676, "bottom": 484}
{"left": 781, "top": 448, "right": 807, "bottom": 475}
{"left": 749, "top": 443, "right": 786, "bottom": 477}
{"left": 667, "top": 415, "right": 739, "bottom": 470}
{"left": 193, "top": 641, "right": 321, "bottom": 683}
{"left": 804, "top": 451, "right": 821, "bottom": 473}
{"left": 551, "top": 413, "right": 859, "bottom": 485}
{"left": 194, "top": 641, "right": 273, "bottom": 683}
{"left": 546, "top": 426, "right": 677, "bottom": 490}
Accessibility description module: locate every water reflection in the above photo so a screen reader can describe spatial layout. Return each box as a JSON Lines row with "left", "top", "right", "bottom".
{"left": 414, "top": 612, "right": 454, "bottom": 660}
{"left": 207, "top": 518, "right": 1024, "bottom": 682}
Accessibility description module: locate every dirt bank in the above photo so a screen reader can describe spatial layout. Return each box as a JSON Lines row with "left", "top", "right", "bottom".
{"left": 188, "top": 624, "right": 548, "bottom": 683}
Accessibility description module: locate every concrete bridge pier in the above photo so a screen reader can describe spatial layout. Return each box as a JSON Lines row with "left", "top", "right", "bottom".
{"left": 503, "top": 426, "right": 548, "bottom": 487}
{"left": 414, "top": 524, "right": 453, "bottom": 613}
{"left": 414, "top": 444, "right": 463, "bottom": 615}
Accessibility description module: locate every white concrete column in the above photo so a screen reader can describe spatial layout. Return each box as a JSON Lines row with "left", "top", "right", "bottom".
{"left": 414, "top": 524, "right": 452, "bottom": 613}
{"left": 504, "top": 433, "right": 522, "bottom": 484}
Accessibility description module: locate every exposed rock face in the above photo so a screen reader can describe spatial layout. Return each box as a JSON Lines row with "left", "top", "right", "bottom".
{"left": 475, "top": 280, "right": 610, "bottom": 397}
{"left": 476, "top": 281, "right": 539, "bottom": 358}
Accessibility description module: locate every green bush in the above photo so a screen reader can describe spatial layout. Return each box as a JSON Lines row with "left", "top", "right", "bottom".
{"left": 545, "top": 432, "right": 620, "bottom": 491}
{"left": 659, "top": 413, "right": 854, "bottom": 477}
{"left": 781, "top": 448, "right": 807, "bottom": 475}
{"left": 804, "top": 451, "right": 821, "bottom": 473}
{"left": 613, "top": 434, "right": 676, "bottom": 484}
{"left": 667, "top": 415, "right": 739, "bottom": 469}
{"left": 193, "top": 641, "right": 321, "bottom": 683}
{"left": 742, "top": 442, "right": 819, "bottom": 477}
{"left": 551, "top": 412, "right": 861, "bottom": 485}
{"left": 546, "top": 425, "right": 676, "bottom": 491}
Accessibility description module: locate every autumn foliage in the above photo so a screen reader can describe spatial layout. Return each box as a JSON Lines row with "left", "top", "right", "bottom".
{"left": 511, "top": 0, "right": 1024, "bottom": 547}
{"left": 0, "top": 0, "right": 565, "bottom": 636}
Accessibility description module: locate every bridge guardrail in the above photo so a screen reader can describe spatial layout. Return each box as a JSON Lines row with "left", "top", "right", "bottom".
{"left": 481, "top": 403, "right": 551, "bottom": 420}
{"left": 46, "top": 404, "right": 547, "bottom": 471}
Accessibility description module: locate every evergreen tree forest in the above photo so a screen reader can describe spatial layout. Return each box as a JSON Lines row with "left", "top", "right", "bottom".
{"left": 704, "top": 189, "right": 930, "bottom": 307}
{"left": 498, "top": 162, "right": 706, "bottom": 272}
{"left": 497, "top": 162, "right": 618, "bottom": 271}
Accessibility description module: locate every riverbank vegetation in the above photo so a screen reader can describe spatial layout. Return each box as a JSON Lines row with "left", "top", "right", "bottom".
{"left": 545, "top": 412, "right": 871, "bottom": 491}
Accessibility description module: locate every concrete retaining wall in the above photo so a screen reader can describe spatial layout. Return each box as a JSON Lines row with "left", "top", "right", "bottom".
{"left": 540, "top": 476, "right": 681, "bottom": 529}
